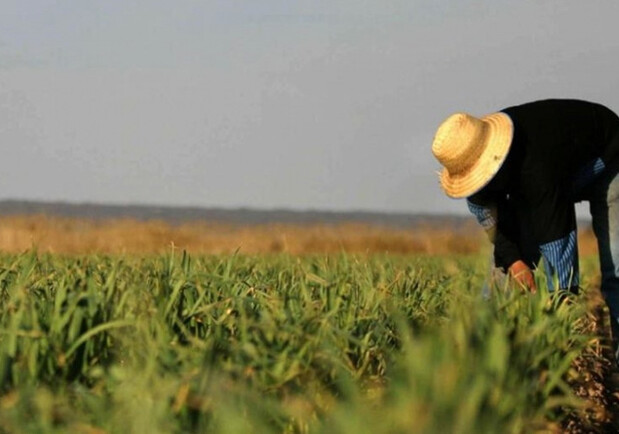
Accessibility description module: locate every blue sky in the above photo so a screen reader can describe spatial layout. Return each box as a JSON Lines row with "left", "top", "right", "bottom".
{"left": 1, "top": 1, "right": 618, "bottom": 214}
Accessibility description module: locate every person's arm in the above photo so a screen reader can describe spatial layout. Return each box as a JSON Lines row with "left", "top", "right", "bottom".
{"left": 467, "top": 197, "right": 520, "bottom": 269}
{"left": 467, "top": 196, "right": 536, "bottom": 290}
{"left": 530, "top": 186, "right": 580, "bottom": 291}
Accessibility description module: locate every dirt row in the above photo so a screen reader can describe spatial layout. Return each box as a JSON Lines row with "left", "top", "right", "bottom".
{"left": 563, "top": 288, "right": 619, "bottom": 433}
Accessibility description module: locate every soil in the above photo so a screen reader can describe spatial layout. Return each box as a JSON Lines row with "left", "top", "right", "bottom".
{"left": 562, "top": 288, "right": 619, "bottom": 433}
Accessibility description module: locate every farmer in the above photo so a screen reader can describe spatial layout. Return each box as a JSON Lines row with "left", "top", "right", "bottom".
{"left": 431, "top": 99, "right": 619, "bottom": 356}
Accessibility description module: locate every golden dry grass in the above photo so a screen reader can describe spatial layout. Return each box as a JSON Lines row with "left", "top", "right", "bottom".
{"left": 0, "top": 215, "right": 600, "bottom": 256}
{"left": 0, "top": 215, "right": 480, "bottom": 255}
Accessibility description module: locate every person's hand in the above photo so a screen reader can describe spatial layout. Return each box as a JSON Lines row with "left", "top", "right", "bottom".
{"left": 508, "top": 260, "right": 537, "bottom": 293}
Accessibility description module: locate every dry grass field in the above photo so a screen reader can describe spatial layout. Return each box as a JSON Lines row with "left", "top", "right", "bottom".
{"left": 0, "top": 215, "right": 599, "bottom": 256}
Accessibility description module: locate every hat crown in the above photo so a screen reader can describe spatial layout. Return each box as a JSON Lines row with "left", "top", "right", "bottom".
{"left": 430, "top": 111, "right": 513, "bottom": 198}
{"left": 431, "top": 113, "right": 489, "bottom": 176}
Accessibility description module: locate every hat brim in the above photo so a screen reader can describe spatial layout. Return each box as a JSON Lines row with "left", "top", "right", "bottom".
{"left": 438, "top": 112, "right": 513, "bottom": 199}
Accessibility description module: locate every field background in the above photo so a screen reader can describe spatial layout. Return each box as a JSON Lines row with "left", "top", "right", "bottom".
{"left": 0, "top": 214, "right": 599, "bottom": 257}
{"left": 0, "top": 205, "right": 612, "bottom": 433}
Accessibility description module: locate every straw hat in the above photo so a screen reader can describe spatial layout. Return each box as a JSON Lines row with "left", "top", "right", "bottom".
{"left": 431, "top": 111, "right": 513, "bottom": 198}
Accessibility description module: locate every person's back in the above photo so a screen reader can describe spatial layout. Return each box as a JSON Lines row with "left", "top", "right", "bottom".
{"left": 502, "top": 99, "right": 619, "bottom": 174}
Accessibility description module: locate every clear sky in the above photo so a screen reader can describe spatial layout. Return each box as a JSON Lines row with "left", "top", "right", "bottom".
{"left": 1, "top": 1, "right": 618, "bottom": 214}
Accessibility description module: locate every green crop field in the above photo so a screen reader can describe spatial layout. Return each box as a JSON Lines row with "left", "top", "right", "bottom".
{"left": 0, "top": 250, "right": 609, "bottom": 433}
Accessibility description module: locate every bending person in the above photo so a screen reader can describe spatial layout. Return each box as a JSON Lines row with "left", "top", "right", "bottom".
{"left": 431, "top": 99, "right": 619, "bottom": 360}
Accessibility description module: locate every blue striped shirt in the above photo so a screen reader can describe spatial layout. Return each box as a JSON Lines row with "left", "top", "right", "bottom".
{"left": 539, "top": 230, "right": 579, "bottom": 288}
{"left": 467, "top": 200, "right": 496, "bottom": 231}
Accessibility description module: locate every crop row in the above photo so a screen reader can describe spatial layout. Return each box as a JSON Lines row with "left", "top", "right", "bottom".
{"left": 0, "top": 251, "right": 598, "bottom": 433}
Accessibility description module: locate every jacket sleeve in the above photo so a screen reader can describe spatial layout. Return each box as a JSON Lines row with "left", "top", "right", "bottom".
{"left": 528, "top": 183, "right": 580, "bottom": 289}
{"left": 467, "top": 195, "right": 521, "bottom": 271}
